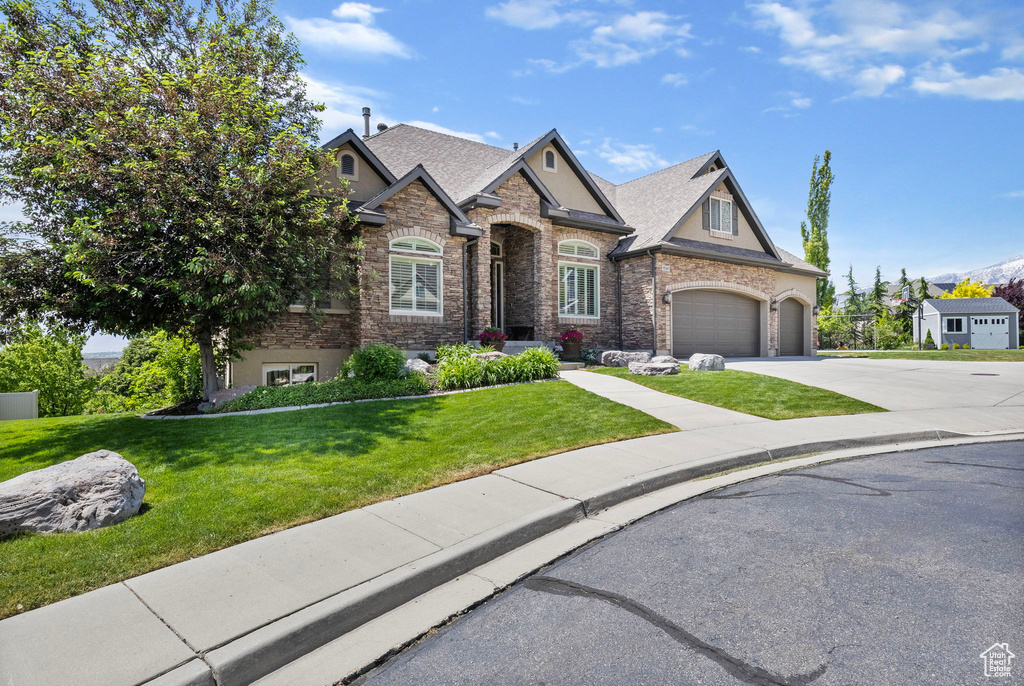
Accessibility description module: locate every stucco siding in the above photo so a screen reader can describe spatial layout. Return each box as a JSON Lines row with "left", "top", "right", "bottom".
{"left": 526, "top": 147, "right": 607, "bottom": 216}
{"left": 323, "top": 142, "right": 390, "bottom": 203}
{"left": 669, "top": 183, "right": 767, "bottom": 253}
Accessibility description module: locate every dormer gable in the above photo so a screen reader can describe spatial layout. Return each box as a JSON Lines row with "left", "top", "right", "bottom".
{"left": 321, "top": 129, "right": 397, "bottom": 203}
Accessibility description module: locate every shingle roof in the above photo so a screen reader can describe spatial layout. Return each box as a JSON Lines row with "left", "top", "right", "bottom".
{"left": 663, "top": 237, "right": 785, "bottom": 264}
{"left": 925, "top": 297, "right": 1019, "bottom": 313}
{"left": 776, "top": 248, "right": 828, "bottom": 276}
{"left": 364, "top": 124, "right": 515, "bottom": 204}
{"left": 610, "top": 152, "right": 722, "bottom": 251}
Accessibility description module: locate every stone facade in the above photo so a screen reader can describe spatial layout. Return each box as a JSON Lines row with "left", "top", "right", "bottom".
{"left": 251, "top": 312, "right": 354, "bottom": 349}
{"left": 357, "top": 180, "right": 467, "bottom": 349}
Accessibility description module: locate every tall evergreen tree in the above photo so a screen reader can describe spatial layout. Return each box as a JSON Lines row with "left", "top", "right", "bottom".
{"left": 916, "top": 277, "right": 931, "bottom": 302}
{"left": 843, "top": 265, "right": 864, "bottom": 314}
{"left": 869, "top": 266, "right": 890, "bottom": 315}
{"left": 800, "top": 150, "right": 836, "bottom": 309}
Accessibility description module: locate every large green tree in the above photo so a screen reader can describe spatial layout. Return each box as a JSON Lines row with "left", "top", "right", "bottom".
{"left": 0, "top": 0, "right": 356, "bottom": 400}
{"left": 0, "top": 324, "right": 92, "bottom": 416}
{"left": 800, "top": 150, "right": 836, "bottom": 308}
{"left": 868, "top": 266, "right": 890, "bottom": 316}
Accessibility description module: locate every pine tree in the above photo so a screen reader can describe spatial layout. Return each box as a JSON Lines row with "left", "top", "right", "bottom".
{"left": 869, "top": 266, "right": 890, "bottom": 315}
{"left": 916, "top": 277, "right": 931, "bottom": 302}
{"left": 800, "top": 150, "right": 836, "bottom": 309}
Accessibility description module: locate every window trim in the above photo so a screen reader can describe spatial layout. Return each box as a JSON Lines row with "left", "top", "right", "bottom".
{"left": 945, "top": 316, "right": 965, "bottom": 333}
{"left": 557, "top": 239, "right": 600, "bottom": 260}
{"left": 338, "top": 152, "right": 358, "bottom": 181}
{"left": 262, "top": 363, "right": 318, "bottom": 387}
{"left": 490, "top": 241, "right": 503, "bottom": 258}
{"left": 389, "top": 236, "right": 443, "bottom": 256}
{"left": 542, "top": 146, "right": 558, "bottom": 173}
{"left": 389, "top": 254, "right": 444, "bottom": 317}
{"left": 558, "top": 260, "right": 600, "bottom": 319}
{"left": 709, "top": 196, "right": 734, "bottom": 237}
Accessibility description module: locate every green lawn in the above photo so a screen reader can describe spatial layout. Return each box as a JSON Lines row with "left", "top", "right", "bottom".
{"left": 819, "top": 349, "right": 1024, "bottom": 362}
{"left": 589, "top": 367, "right": 885, "bottom": 420}
{"left": 0, "top": 381, "right": 671, "bottom": 618}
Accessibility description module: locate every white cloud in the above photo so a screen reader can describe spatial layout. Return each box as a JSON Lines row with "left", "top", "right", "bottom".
{"left": 595, "top": 139, "right": 668, "bottom": 173}
{"left": 748, "top": 0, "right": 1015, "bottom": 100}
{"left": 485, "top": 0, "right": 594, "bottom": 29}
{"left": 912, "top": 64, "right": 1024, "bottom": 100}
{"left": 1002, "top": 190, "right": 1024, "bottom": 198}
{"left": 763, "top": 91, "right": 812, "bottom": 113}
{"left": 507, "top": 95, "right": 539, "bottom": 105}
{"left": 287, "top": 3, "right": 410, "bottom": 57}
{"left": 572, "top": 12, "right": 692, "bottom": 68}
{"left": 740, "top": 45, "right": 763, "bottom": 53}
{"left": 852, "top": 64, "right": 906, "bottom": 96}
{"left": 661, "top": 72, "right": 688, "bottom": 87}
{"left": 485, "top": 131, "right": 502, "bottom": 140}
{"left": 302, "top": 74, "right": 390, "bottom": 137}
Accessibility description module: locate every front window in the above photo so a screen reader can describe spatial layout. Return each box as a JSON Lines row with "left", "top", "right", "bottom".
{"left": 389, "top": 236, "right": 442, "bottom": 315}
{"left": 558, "top": 240, "right": 599, "bottom": 259}
{"left": 710, "top": 197, "right": 733, "bottom": 235}
{"left": 263, "top": 363, "right": 317, "bottom": 386}
{"left": 946, "top": 318, "right": 964, "bottom": 333}
{"left": 559, "top": 263, "right": 598, "bottom": 317}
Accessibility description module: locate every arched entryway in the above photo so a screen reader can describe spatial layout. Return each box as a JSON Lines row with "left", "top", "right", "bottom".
{"left": 778, "top": 297, "right": 806, "bottom": 356}
{"left": 490, "top": 223, "right": 537, "bottom": 340}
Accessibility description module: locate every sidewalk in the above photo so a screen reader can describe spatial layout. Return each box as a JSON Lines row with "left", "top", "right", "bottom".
{"left": 2, "top": 375, "right": 1023, "bottom": 686}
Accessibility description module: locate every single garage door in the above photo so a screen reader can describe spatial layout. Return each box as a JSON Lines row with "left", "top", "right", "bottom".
{"left": 672, "top": 290, "right": 759, "bottom": 358}
{"left": 779, "top": 298, "right": 805, "bottom": 356}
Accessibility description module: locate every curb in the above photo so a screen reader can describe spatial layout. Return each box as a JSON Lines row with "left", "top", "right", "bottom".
{"left": 145, "top": 429, "right": 1022, "bottom": 686}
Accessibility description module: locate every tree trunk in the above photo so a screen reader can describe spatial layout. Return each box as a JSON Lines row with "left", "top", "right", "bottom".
{"left": 197, "top": 329, "right": 220, "bottom": 402}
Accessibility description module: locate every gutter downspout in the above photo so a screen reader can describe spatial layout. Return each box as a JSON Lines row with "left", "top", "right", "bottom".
{"left": 648, "top": 249, "right": 657, "bottom": 355}
{"left": 463, "top": 240, "right": 475, "bottom": 344}
{"left": 614, "top": 255, "right": 623, "bottom": 350}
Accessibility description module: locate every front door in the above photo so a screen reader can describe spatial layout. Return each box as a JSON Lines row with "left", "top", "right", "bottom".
{"left": 490, "top": 260, "right": 504, "bottom": 330}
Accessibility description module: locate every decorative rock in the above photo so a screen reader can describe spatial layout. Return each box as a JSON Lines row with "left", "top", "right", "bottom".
{"left": 403, "top": 358, "right": 431, "bottom": 374}
{"left": 0, "top": 450, "right": 145, "bottom": 536}
{"left": 471, "top": 351, "right": 508, "bottom": 362}
{"left": 600, "top": 350, "right": 652, "bottom": 367}
{"left": 688, "top": 353, "right": 726, "bottom": 371}
{"left": 650, "top": 355, "right": 679, "bottom": 364}
{"left": 628, "top": 362, "right": 680, "bottom": 376}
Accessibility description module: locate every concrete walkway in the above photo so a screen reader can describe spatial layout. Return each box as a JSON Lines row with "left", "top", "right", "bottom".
{"left": 3, "top": 368, "right": 1024, "bottom": 686}
{"left": 559, "top": 370, "right": 763, "bottom": 430}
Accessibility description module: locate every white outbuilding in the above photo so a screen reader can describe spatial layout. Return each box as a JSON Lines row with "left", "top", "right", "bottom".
{"left": 914, "top": 297, "right": 1020, "bottom": 350}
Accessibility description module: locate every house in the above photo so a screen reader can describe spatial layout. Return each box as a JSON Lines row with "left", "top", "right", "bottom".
{"left": 228, "top": 113, "right": 825, "bottom": 387}
{"left": 914, "top": 297, "right": 1020, "bottom": 349}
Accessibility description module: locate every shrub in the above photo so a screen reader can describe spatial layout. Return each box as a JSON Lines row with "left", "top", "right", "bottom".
{"left": 436, "top": 343, "right": 492, "bottom": 364}
{"left": 213, "top": 374, "right": 430, "bottom": 413}
{"left": 515, "top": 347, "right": 560, "bottom": 379}
{"left": 923, "top": 329, "right": 935, "bottom": 349}
{"left": 351, "top": 343, "right": 406, "bottom": 380}
{"left": 963, "top": 344, "right": 970, "bottom": 349}
{"left": 416, "top": 352, "right": 433, "bottom": 364}
{"left": 435, "top": 356, "right": 485, "bottom": 390}
{"left": 952, "top": 343, "right": 960, "bottom": 350}
{"left": 941, "top": 343, "right": 949, "bottom": 350}
{"left": 580, "top": 348, "right": 601, "bottom": 365}
{"left": 0, "top": 323, "right": 92, "bottom": 417}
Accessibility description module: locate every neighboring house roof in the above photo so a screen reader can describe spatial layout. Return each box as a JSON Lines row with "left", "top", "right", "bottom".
{"left": 924, "top": 297, "right": 1019, "bottom": 313}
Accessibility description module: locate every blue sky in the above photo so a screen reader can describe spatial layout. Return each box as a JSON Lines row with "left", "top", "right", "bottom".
{"left": 12, "top": 0, "right": 1020, "bottom": 351}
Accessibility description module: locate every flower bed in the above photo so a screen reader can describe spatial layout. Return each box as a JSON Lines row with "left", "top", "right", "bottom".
{"left": 212, "top": 375, "right": 431, "bottom": 413}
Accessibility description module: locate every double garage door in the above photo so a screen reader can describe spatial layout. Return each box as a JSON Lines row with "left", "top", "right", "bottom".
{"left": 672, "top": 290, "right": 760, "bottom": 358}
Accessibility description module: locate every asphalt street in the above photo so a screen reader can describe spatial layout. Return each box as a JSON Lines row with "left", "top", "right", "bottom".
{"left": 353, "top": 441, "right": 1024, "bottom": 685}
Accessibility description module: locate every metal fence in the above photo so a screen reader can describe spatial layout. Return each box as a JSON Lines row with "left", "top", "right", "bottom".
{"left": 0, "top": 390, "right": 39, "bottom": 421}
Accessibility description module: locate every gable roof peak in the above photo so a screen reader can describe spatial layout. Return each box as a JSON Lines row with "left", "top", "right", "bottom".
{"left": 617, "top": 150, "right": 720, "bottom": 188}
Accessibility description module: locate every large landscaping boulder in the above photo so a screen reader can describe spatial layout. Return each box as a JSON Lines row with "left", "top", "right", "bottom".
{"left": 600, "top": 350, "right": 652, "bottom": 367}
{"left": 628, "top": 361, "right": 679, "bottom": 376}
{"left": 0, "top": 450, "right": 145, "bottom": 536}
{"left": 211, "top": 385, "right": 256, "bottom": 407}
{"left": 688, "top": 353, "right": 725, "bottom": 371}
{"left": 650, "top": 355, "right": 679, "bottom": 364}
{"left": 403, "top": 358, "right": 431, "bottom": 374}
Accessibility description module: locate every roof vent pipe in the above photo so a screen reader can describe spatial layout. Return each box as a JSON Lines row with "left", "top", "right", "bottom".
{"left": 362, "top": 107, "right": 371, "bottom": 139}
{"left": 513, "top": 142, "right": 518, "bottom": 151}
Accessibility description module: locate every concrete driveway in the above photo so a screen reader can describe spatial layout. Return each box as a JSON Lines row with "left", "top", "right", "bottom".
{"left": 354, "top": 441, "right": 1024, "bottom": 686}
{"left": 727, "top": 357, "right": 1024, "bottom": 411}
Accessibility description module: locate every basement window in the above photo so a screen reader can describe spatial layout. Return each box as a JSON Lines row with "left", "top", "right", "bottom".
{"left": 263, "top": 363, "right": 317, "bottom": 386}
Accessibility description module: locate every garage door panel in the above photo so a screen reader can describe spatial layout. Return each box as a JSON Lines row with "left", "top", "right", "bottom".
{"left": 779, "top": 298, "right": 804, "bottom": 356}
{"left": 672, "top": 290, "right": 759, "bottom": 358}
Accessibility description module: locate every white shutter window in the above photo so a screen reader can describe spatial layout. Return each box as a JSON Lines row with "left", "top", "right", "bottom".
{"left": 390, "top": 258, "right": 415, "bottom": 311}
{"left": 391, "top": 256, "right": 441, "bottom": 314}
{"left": 559, "top": 263, "right": 598, "bottom": 317}
{"left": 719, "top": 198, "right": 732, "bottom": 233}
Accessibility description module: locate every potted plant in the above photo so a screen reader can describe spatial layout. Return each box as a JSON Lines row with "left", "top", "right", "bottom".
{"left": 559, "top": 327, "right": 583, "bottom": 359}
{"left": 478, "top": 327, "right": 508, "bottom": 352}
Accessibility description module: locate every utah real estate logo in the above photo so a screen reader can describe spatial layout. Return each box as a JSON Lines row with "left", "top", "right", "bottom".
{"left": 980, "top": 643, "right": 1015, "bottom": 678}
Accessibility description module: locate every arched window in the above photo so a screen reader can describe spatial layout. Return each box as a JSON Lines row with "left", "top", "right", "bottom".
{"left": 339, "top": 153, "right": 357, "bottom": 178}
{"left": 558, "top": 239, "right": 599, "bottom": 259}
{"left": 543, "top": 148, "right": 557, "bottom": 172}
{"left": 390, "top": 237, "right": 442, "bottom": 254}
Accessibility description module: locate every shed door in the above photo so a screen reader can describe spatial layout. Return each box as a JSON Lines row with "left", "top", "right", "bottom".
{"left": 779, "top": 298, "right": 805, "bottom": 356}
{"left": 970, "top": 316, "right": 1009, "bottom": 349}
{"left": 672, "top": 290, "right": 759, "bottom": 358}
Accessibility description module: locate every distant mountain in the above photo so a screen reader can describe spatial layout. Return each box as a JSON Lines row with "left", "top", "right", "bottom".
{"left": 930, "top": 255, "right": 1024, "bottom": 285}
